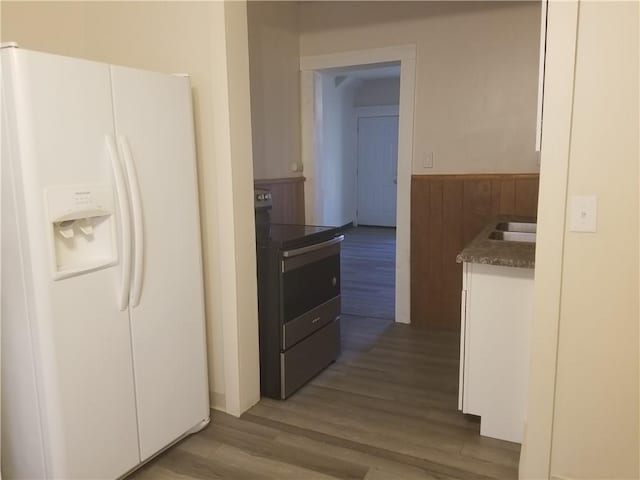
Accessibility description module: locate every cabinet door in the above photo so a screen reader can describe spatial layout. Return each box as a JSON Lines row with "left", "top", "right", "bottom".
{"left": 3, "top": 49, "right": 140, "bottom": 479}
{"left": 463, "top": 263, "right": 534, "bottom": 443}
{"left": 110, "top": 66, "right": 209, "bottom": 460}
{"left": 458, "top": 263, "right": 468, "bottom": 411}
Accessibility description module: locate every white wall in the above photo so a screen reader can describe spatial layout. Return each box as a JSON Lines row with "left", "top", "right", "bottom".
{"left": 548, "top": 1, "right": 638, "bottom": 477}
{"left": 521, "top": 1, "right": 639, "bottom": 477}
{"left": 210, "top": 1, "right": 261, "bottom": 416}
{"left": 339, "top": 81, "right": 358, "bottom": 226}
{"left": 299, "top": 1, "right": 541, "bottom": 175}
{"left": 315, "top": 72, "right": 357, "bottom": 227}
{"left": 354, "top": 77, "right": 400, "bottom": 107}
{"left": 1, "top": 0, "right": 261, "bottom": 416}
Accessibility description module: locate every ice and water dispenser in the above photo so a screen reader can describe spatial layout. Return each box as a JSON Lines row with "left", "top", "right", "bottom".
{"left": 46, "top": 185, "right": 117, "bottom": 279}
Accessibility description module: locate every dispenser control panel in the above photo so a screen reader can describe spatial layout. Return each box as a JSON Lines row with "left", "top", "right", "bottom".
{"left": 45, "top": 184, "right": 117, "bottom": 280}
{"left": 47, "top": 185, "right": 113, "bottom": 223}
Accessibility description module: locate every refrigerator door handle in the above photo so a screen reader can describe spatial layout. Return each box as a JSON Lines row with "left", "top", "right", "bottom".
{"left": 117, "top": 135, "right": 145, "bottom": 308}
{"left": 106, "top": 134, "right": 132, "bottom": 311}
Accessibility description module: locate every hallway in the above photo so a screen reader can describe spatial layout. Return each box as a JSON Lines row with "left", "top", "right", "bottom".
{"left": 341, "top": 227, "right": 396, "bottom": 320}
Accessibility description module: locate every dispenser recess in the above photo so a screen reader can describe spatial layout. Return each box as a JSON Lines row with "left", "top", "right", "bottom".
{"left": 46, "top": 185, "right": 117, "bottom": 279}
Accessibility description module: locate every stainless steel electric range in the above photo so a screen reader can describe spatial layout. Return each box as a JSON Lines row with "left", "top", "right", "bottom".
{"left": 255, "top": 189, "right": 343, "bottom": 399}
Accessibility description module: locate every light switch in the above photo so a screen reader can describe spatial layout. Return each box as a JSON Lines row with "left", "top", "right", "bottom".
{"left": 423, "top": 152, "right": 434, "bottom": 169}
{"left": 569, "top": 195, "right": 597, "bottom": 232}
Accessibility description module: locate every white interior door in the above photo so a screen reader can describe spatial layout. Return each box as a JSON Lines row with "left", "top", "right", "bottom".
{"left": 357, "top": 115, "right": 399, "bottom": 227}
{"left": 4, "top": 49, "right": 140, "bottom": 478}
{"left": 110, "top": 66, "right": 209, "bottom": 460}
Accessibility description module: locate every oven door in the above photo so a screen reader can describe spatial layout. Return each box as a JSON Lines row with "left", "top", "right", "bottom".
{"left": 281, "top": 235, "right": 343, "bottom": 340}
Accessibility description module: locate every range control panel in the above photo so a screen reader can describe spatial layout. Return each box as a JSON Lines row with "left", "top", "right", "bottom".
{"left": 255, "top": 189, "right": 272, "bottom": 209}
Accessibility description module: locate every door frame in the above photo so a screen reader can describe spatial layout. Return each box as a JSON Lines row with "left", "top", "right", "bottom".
{"left": 354, "top": 105, "right": 400, "bottom": 227}
{"left": 519, "top": 1, "right": 578, "bottom": 477}
{"left": 300, "top": 45, "right": 416, "bottom": 324}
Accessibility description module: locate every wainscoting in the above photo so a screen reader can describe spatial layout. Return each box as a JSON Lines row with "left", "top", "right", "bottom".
{"left": 411, "top": 174, "right": 539, "bottom": 329}
{"left": 254, "top": 177, "right": 305, "bottom": 224}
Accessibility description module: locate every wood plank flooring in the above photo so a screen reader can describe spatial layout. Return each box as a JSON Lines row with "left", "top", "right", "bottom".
{"left": 129, "top": 227, "right": 519, "bottom": 479}
{"left": 341, "top": 227, "right": 396, "bottom": 320}
{"left": 129, "top": 315, "right": 520, "bottom": 479}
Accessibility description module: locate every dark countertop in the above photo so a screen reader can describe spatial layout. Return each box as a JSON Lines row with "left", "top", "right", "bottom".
{"left": 456, "top": 216, "right": 536, "bottom": 269}
{"left": 256, "top": 223, "right": 342, "bottom": 250}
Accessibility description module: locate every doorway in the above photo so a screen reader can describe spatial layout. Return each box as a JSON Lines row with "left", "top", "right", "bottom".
{"left": 300, "top": 46, "right": 416, "bottom": 324}
{"left": 305, "top": 63, "right": 401, "bottom": 322}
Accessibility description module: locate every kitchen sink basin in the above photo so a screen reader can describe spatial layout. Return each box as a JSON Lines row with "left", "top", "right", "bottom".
{"left": 489, "top": 231, "right": 536, "bottom": 243}
{"left": 496, "top": 222, "right": 537, "bottom": 233}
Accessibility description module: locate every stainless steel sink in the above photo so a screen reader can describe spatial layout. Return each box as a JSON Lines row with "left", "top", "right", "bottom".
{"left": 489, "top": 231, "right": 536, "bottom": 243}
{"left": 496, "top": 222, "right": 537, "bottom": 233}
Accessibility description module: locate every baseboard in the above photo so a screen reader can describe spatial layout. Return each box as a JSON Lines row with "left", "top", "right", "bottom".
{"left": 210, "top": 390, "right": 226, "bottom": 412}
{"left": 337, "top": 221, "right": 354, "bottom": 232}
{"left": 357, "top": 224, "right": 397, "bottom": 229}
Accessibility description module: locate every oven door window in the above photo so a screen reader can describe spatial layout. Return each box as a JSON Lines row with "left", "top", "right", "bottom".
{"left": 282, "top": 252, "right": 340, "bottom": 323}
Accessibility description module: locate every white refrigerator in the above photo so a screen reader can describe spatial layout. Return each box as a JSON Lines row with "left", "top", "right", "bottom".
{"left": 1, "top": 46, "right": 210, "bottom": 479}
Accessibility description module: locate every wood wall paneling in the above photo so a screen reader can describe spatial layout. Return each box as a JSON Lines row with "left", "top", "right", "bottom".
{"left": 254, "top": 177, "right": 306, "bottom": 225}
{"left": 411, "top": 174, "right": 539, "bottom": 329}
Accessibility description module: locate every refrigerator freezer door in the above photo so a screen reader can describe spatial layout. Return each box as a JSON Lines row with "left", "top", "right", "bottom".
{"left": 1, "top": 49, "right": 140, "bottom": 479}
{"left": 110, "top": 66, "right": 209, "bottom": 460}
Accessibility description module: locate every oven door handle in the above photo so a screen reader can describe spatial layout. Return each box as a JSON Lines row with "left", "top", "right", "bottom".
{"left": 282, "top": 235, "right": 345, "bottom": 258}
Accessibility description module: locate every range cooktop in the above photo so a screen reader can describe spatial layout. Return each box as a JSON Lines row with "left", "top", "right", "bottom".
{"left": 256, "top": 223, "right": 341, "bottom": 250}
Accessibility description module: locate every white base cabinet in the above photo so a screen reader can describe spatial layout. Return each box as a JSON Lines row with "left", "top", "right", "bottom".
{"left": 458, "top": 262, "right": 534, "bottom": 443}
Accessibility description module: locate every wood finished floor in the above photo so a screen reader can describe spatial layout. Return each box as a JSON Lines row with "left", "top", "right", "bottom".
{"left": 129, "top": 228, "right": 520, "bottom": 480}
{"left": 341, "top": 227, "right": 396, "bottom": 320}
